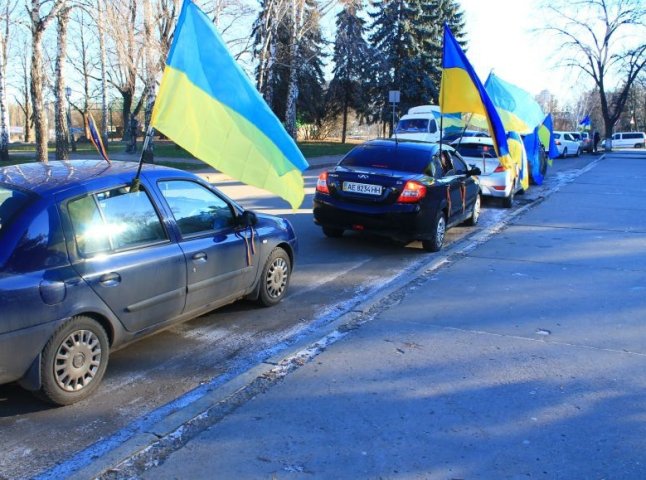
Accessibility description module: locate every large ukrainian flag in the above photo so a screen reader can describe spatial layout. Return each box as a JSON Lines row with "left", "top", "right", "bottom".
{"left": 483, "top": 73, "right": 545, "bottom": 134}
{"left": 440, "top": 23, "right": 511, "bottom": 168}
{"left": 151, "top": 0, "right": 308, "bottom": 209}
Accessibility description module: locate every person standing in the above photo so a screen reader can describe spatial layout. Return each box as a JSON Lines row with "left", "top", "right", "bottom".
{"left": 127, "top": 115, "right": 139, "bottom": 153}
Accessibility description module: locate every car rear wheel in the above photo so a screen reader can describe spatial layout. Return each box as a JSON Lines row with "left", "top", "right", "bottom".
{"left": 576, "top": 147, "right": 581, "bottom": 157}
{"left": 562, "top": 147, "right": 568, "bottom": 158}
{"left": 39, "top": 316, "right": 109, "bottom": 406}
{"left": 422, "top": 212, "right": 446, "bottom": 252}
{"left": 465, "top": 193, "right": 481, "bottom": 226}
{"left": 259, "top": 247, "right": 291, "bottom": 307}
{"left": 636, "top": 143, "right": 644, "bottom": 148}
{"left": 503, "top": 181, "right": 515, "bottom": 208}
{"left": 322, "top": 226, "right": 344, "bottom": 238}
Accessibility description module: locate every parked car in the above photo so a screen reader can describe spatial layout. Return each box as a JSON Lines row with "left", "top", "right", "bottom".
{"left": 313, "top": 139, "right": 481, "bottom": 252}
{"left": 553, "top": 131, "right": 581, "bottom": 157}
{"left": 442, "top": 129, "right": 489, "bottom": 143}
{"left": 0, "top": 160, "right": 297, "bottom": 405}
{"left": 610, "top": 131, "right": 646, "bottom": 148}
{"left": 576, "top": 131, "right": 593, "bottom": 152}
{"left": 451, "top": 136, "right": 524, "bottom": 208}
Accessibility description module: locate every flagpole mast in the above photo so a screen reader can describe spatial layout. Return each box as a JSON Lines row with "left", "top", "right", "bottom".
{"left": 132, "top": 125, "right": 155, "bottom": 191}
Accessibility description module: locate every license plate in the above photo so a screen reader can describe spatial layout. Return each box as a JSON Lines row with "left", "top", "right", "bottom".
{"left": 343, "top": 181, "right": 382, "bottom": 195}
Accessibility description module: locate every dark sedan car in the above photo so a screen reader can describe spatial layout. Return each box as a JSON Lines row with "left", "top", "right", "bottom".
{"left": 313, "top": 139, "right": 481, "bottom": 252}
{"left": 0, "top": 160, "right": 297, "bottom": 405}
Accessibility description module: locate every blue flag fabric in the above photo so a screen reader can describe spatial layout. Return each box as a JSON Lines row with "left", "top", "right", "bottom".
{"left": 538, "top": 114, "right": 559, "bottom": 160}
{"left": 523, "top": 127, "right": 544, "bottom": 185}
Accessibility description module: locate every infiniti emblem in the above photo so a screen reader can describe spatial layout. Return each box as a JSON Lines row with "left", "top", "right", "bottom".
{"left": 358, "top": 174, "right": 369, "bottom": 179}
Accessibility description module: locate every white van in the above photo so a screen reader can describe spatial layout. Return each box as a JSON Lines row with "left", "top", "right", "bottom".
{"left": 610, "top": 132, "right": 646, "bottom": 148}
{"left": 393, "top": 105, "right": 442, "bottom": 143}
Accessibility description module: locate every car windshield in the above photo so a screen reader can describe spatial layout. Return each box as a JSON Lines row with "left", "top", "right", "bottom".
{"left": 571, "top": 133, "right": 581, "bottom": 140}
{"left": 0, "top": 187, "right": 32, "bottom": 233}
{"left": 340, "top": 144, "right": 433, "bottom": 173}
{"left": 395, "top": 119, "right": 429, "bottom": 133}
{"left": 454, "top": 143, "right": 496, "bottom": 158}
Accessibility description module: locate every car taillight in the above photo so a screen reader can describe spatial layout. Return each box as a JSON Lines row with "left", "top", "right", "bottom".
{"left": 555, "top": 140, "right": 561, "bottom": 145}
{"left": 397, "top": 181, "right": 426, "bottom": 203}
{"left": 316, "top": 171, "right": 330, "bottom": 194}
{"left": 493, "top": 165, "right": 505, "bottom": 173}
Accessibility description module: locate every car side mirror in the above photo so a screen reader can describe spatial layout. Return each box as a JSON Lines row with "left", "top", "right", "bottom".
{"left": 468, "top": 166, "right": 481, "bottom": 176}
{"left": 239, "top": 210, "right": 258, "bottom": 227}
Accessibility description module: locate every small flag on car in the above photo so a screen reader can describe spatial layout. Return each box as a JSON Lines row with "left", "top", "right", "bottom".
{"left": 86, "top": 112, "right": 110, "bottom": 164}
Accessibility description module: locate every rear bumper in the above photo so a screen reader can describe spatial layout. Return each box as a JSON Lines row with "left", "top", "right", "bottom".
{"left": 478, "top": 172, "right": 513, "bottom": 198}
{"left": 313, "top": 198, "right": 432, "bottom": 242}
{"left": 0, "top": 320, "right": 63, "bottom": 385}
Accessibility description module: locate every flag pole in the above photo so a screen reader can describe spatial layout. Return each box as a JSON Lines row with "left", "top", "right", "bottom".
{"left": 131, "top": 125, "right": 155, "bottom": 191}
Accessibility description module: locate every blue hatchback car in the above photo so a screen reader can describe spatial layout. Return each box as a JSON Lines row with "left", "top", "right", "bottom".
{"left": 0, "top": 160, "right": 297, "bottom": 405}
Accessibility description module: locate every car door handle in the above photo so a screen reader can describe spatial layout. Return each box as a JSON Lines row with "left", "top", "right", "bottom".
{"left": 192, "top": 252, "right": 207, "bottom": 262}
{"left": 99, "top": 272, "right": 121, "bottom": 287}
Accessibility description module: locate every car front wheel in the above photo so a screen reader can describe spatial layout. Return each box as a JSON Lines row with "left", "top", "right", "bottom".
{"left": 422, "top": 212, "right": 446, "bottom": 252}
{"left": 259, "top": 247, "right": 291, "bottom": 307}
{"left": 39, "top": 316, "right": 109, "bottom": 406}
{"left": 465, "top": 193, "right": 481, "bottom": 226}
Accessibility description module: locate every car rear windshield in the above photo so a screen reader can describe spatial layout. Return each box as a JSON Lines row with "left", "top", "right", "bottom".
{"left": 395, "top": 119, "right": 430, "bottom": 133}
{"left": 454, "top": 143, "right": 497, "bottom": 158}
{"left": 340, "top": 144, "right": 433, "bottom": 173}
{"left": 0, "top": 187, "right": 32, "bottom": 233}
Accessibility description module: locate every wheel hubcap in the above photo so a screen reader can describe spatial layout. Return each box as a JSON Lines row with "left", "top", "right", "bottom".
{"left": 54, "top": 330, "right": 102, "bottom": 392}
{"left": 266, "top": 257, "right": 288, "bottom": 299}
{"left": 437, "top": 216, "right": 446, "bottom": 246}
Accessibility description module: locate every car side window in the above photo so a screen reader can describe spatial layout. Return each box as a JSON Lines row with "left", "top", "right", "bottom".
{"left": 158, "top": 180, "right": 235, "bottom": 237}
{"left": 68, "top": 186, "right": 167, "bottom": 256}
{"left": 450, "top": 152, "right": 468, "bottom": 174}
{"left": 5, "top": 206, "right": 68, "bottom": 273}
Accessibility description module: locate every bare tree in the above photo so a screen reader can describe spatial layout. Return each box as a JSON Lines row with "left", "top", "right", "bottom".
{"left": 544, "top": 0, "right": 646, "bottom": 149}
{"left": 1, "top": 1, "right": 19, "bottom": 161}
{"left": 29, "top": 0, "right": 67, "bottom": 163}
{"left": 14, "top": 38, "right": 32, "bottom": 142}
{"left": 54, "top": 5, "right": 71, "bottom": 160}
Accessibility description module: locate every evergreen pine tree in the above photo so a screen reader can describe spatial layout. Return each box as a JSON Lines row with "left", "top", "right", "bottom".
{"left": 326, "top": 0, "right": 373, "bottom": 143}
{"left": 367, "top": 0, "right": 466, "bottom": 131}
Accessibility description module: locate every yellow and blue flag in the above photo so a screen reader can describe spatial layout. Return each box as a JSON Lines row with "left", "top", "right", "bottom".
{"left": 579, "top": 115, "right": 591, "bottom": 130}
{"left": 86, "top": 112, "right": 110, "bottom": 164}
{"left": 483, "top": 73, "right": 545, "bottom": 134}
{"left": 151, "top": 0, "right": 308, "bottom": 209}
{"left": 440, "top": 23, "right": 511, "bottom": 167}
{"left": 538, "top": 113, "right": 559, "bottom": 160}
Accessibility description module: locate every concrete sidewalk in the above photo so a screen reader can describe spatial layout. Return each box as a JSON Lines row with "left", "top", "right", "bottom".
{"left": 96, "top": 151, "right": 646, "bottom": 479}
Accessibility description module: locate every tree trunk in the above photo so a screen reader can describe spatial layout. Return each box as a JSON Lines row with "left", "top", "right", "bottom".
{"left": 54, "top": 8, "right": 70, "bottom": 161}
{"left": 0, "top": 32, "right": 9, "bottom": 162}
{"left": 284, "top": 0, "right": 303, "bottom": 140}
{"left": 341, "top": 90, "right": 348, "bottom": 144}
{"left": 30, "top": 29, "right": 48, "bottom": 163}
{"left": 142, "top": 0, "right": 155, "bottom": 163}
{"left": 97, "top": 0, "right": 109, "bottom": 148}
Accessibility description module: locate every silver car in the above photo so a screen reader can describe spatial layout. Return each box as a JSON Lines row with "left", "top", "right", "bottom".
{"left": 452, "top": 137, "right": 523, "bottom": 208}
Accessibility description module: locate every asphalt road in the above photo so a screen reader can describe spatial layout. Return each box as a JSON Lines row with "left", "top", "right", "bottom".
{"left": 0, "top": 152, "right": 598, "bottom": 480}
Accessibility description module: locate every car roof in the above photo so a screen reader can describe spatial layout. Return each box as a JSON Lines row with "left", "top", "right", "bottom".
{"left": 0, "top": 160, "right": 187, "bottom": 196}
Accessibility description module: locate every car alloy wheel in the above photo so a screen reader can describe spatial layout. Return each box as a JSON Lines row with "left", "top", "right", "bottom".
{"left": 39, "top": 316, "right": 109, "bottom": 406}
{"left": 422, "top": 212, "right": 446, "bottom": 252}
{"left": 259, "top": 247, "right": 291, "bottom": 306}
{"left": 465, "top": 193, "right": 481, "bottom": 226}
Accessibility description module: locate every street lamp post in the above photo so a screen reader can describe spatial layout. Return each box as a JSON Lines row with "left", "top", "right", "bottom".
{"left": 65, "top": 87, "right": 77, "bottom": 152}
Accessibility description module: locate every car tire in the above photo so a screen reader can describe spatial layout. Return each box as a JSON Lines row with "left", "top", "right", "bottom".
{"left": 38, "top": 316, "right": 109, "bottom": 406}
{"left": 464, "top": 193, "right": 481, "bottom": 226}
{"left": 322, "top": 226, "right": 343, "bottom": 238}
{"left": 636, "top": 143, "right": 644, "bottom": 149}
{"left": 503, "top": 181, "right": 515, "bottom": 208}
{"left": 562, "top": 147, "right": 568, "bottom": 158}
{"left": 422, "top": 212, "right": 446, "bottom": 252}
{"left": 258, "top": 247, "right": 291, "bottom": 307}
{"left": 576, "top": 147, "right": 581, "bottom": 157}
